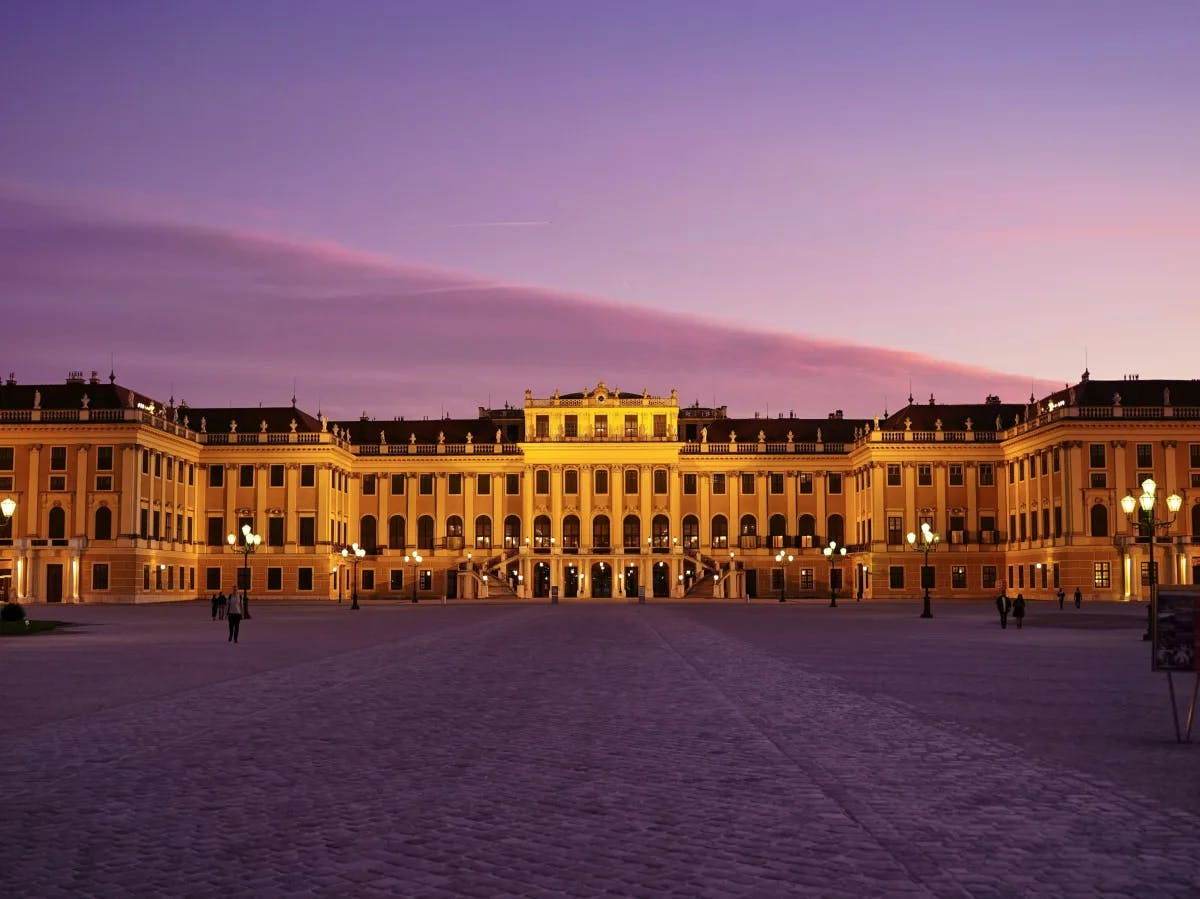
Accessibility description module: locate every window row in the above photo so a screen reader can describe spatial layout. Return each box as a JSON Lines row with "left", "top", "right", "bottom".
{"left": 884, "top": 463, "right": 993, "bottom": 487}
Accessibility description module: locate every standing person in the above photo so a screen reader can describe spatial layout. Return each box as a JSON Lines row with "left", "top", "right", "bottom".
{"left": 211, "top": 592, "right": 219, "bottom": 620}
{"left": 217, "top": 590, "right": 227, "bottom": 620}
{"left": 1057, "top": 587, "right": 1066, "bottom": 610}
{"left": 242, "top": 590, "right": 250, "bottom": 620}
{"left": 226, "top": 589, "right": 243, "bottom": 643}
{"left": 1074, "top": 586, "right": 1082, "bottom": 609}
{"left": 1013, "top": 592, "right": 1027, "bottom": 629}
{"left": 996, "top": 591, "right": 1010, "bottom": 629}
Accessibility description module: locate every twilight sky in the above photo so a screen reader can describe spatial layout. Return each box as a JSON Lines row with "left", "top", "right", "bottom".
{"left": 1, "top": 1, "right": 1197, "bottom": 420}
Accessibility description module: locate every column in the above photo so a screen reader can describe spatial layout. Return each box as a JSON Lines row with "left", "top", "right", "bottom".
{"left": 120, "top": 444, "right": 139, "bottom": 537}
{"left": 74, "top": 445, "right": 90, "bottom": 536}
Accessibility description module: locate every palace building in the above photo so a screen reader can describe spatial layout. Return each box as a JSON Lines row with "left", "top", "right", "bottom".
{"left": 1, "top": 370, "right": 1198, "bottom": 605}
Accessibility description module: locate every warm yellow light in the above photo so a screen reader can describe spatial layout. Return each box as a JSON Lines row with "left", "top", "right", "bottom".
{"left": 1167, "top": 493, "right": 1183, "bottom": 514}
{"left": 1142, "top": 478, "right": 1157, "bottom": 497}
{"left": 242, "top": 523, "right": 251, "bottom": 535}
{"left": 1121, "top": 494, "right": 1137, "bottom": 516}
{"left": 0, "top": 497, "right": 15, "bottom": 519}
{"left": 907, "top": 532, "right": 916, "bottom": 545}
{"left": 1140, "top": 493, "right": 1155, "bottom": 513}
{"left": 341, "top": 548, "right": 348, "bottom": 558}
{"left": 226, "top": 533, "right": 236, "bottom": 545}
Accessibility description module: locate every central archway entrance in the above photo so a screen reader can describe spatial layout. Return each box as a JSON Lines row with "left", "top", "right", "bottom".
{"left": 532, "top": 562, "right": 551, "bottom": 598}
{"left": 564, "top": 564, "right": 579, "bottom": 598}
{"left": 623, "top": 564, "right": 639, "bottom": 598}
{"left": 652, "top": 561, "right": 670, "bottom": 597}
{"left": 590, "top": 562, "right": 612, "bottom": 597}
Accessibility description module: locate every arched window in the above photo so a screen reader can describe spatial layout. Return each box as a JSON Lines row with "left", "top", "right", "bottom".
{"left": 682, "top": 514, "right": 699, "bottom": 549}
{"left": 388, "top": 515, "right": 406, "bottom": 549}
{"left": 48, "top": 506, "right": 66, "bottom": 540}
{"left": 740, "top": 514, "right": 757, "bottom": 536}
{"left": 769, "top": 514, "right": 787, "bottom": 538}
{"left": 651, "top": 514, "right": 670, "bottom": 549}
{"left": 592, "top": 515, "right": 611, "bottom": 549}
{"left": 562, "top": 515, "right": 580, "bottom": 550}
{"left": 94, "top": 506, "right": 113, "bottom": 541}
{"left": 360, "top": 515, "right": 377, "bottom": 550}
{"left": 504, "top": 514, "right": 522, "bottom": 549}
{"left": 533, "top": 514, "right": 552, "bottom": 549}
{"left": 446, "top": 515, "right": 463, "bottom": 537}
{"left": 1090, "top": 504, "right": 1108, "bottom": 538}
{"left": 798, "top": 514, "right": 816, "bottom": 544}
{"left": 417, "top": 515, "right": 435, "bottom": 549}
{"left": 711, "top": 514, "right": 728, "bottom": 549}
{"left": 474, "top": 515, "right": 491, "bottom": 549}
{"left": 827, "top": 514, "right": 845, "bottom": 546}
{"left": 623, "top": 515, "right": 641, "bottom": 549}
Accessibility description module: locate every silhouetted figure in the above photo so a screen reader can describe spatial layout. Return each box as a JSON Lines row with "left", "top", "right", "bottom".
{"left": 996, "top": 592, "right": 1010, "bottom": 629}
{"left": 227, "top": 590, "right": 243, "bottom": 643}
{"left": 217, "top": 591, "right": 228, "bottom": 620}
{"left": 1057, "top": 587, "right": 1065, "bottom": 610}
{"left": 1073, "top": 587, "right": 1082, "bottom": 609}
{"left": 1013, "top": 593, "right": 1026, "bottom": 629}
{"left": 211, "top": 593, "right": 219, "bottom": 620}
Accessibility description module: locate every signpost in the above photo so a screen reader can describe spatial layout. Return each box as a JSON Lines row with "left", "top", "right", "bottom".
{"left": 1152, "top": 586, "right": 1200, "bottom": 742}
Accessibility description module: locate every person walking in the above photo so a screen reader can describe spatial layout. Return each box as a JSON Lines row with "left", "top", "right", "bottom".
{"left": 1013, "top": 592, "right": 1026, "bottom": 629}
{"left": 1057, "top": 587, "right": 1065, "bottom": 610}
{"left": 996, "top": 591, "right": 1010, "bottom": 629}
{"left": 226, "top": 589, "right": 243, "bottom": 643}
{"left": 242, "top": 590, "right": 251, "bottom": 620}
{"left": 211, "top": 592, "right": 219, "bottom": 620}
{"left": 1074, "top": 586, "right": 1082, "bottom": 609}
{"left": 216, "top": 590, "right": 227, "bottom": 620}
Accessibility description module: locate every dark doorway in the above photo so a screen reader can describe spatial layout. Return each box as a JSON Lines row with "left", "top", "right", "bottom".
{"left": 624, "top": 565, "right": 639, "bottom": 598}
{"left": 652, "top": 563, "right": 670, "bottom": 597}
{"left": 0, "top": 568, "right": 10, "bottom": 602}
{"left": 46, "top": 564, "right": 64, "bottom": 603}
{"left": 745, "top": 569, "right": 757, "bottom": 598}
{"left": 446, "top": 569, "right": 457, "bottom": 599}
{"left": 532, "top": 563, "right": 550, "bottom": 598}
{"left": 564, "top": 565, "right": 579, "bottom": 598}
{"left": 591, "top": 563, "right": 612, "bottom": 598}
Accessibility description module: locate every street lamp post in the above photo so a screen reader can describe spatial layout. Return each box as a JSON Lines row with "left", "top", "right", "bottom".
{"left": 774, "top": 550, "right": 793, "bottom": 602}
{"left": 341, "top": 543, "right": 366, "bottom": 610}
{"left": 1121, "top": 478, "right": 1182, "bottom": 642}
{"left": 906, "top": 522, "right": 940, "bottom": 619}
{"left": 226, "top": 523, "right": 260, "bottom": 617}
{"left": 822, "top": 541, "right": 846, "bottom": 607}
{"left": 1, "top": 497, "right": 15, "bottom": 603}
{"left": 404, "top": 551, "right": 423, "bottom": 603}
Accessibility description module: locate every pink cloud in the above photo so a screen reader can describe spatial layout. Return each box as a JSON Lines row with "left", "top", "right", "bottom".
{"left": 0, "top": 187, "right": 1058, "bottom": 420}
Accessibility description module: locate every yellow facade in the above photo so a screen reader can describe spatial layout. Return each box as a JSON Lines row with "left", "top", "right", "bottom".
{"left": 1, "top": 372, "right": 1198, "bottom": 604}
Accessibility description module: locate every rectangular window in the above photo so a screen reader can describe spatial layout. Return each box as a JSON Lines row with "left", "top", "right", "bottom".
{"left": 535, "top": 469, "right": 550, "bottom": 494}
{"left": 208, "top": 465, "right": 224, "bottom": 487}
{"left": 1140, "top": 561, "right": 1159, "bottom": 587}
{"left": 155, "top": 565, "right": 162, "bottom": 590}
{"left": 419, "top": 474, "right": 434, "bottom": 495}
{"left": 91, "top": 563, "right": 109, "bottom": 590}
{"left": 49, "top": 476, "right": 66, "bottom": 491}
{"left": 1041, "top": 509, "right": 1050, "bottom": 540}
{"left": 1008, "top": 462, "right": 1015, "bottom": 484}
{"left": 299, "top": 516, "right": 316, "bottom": 546}
{"left": 624, "top": 469, "right": 639, "bottom": 494}
{"left": 535, "top": 415, "right": 550, "bottom": 438}
{"left": 206, "top": 567, "right": 221, "bottom": 590}
{"left": 1136, "top": 443, "right": 1152, "bottom": 468}
{"left": 827, "top": 473, "right": 842, "bottom": 494}
{"left": 239, "top": 464, "right": 254, "bottom": 487}
{"left": 95, "top": 475, "right": 113, "bottom": 491}
{"left": 96, "top": 446, "right": 114, "bottom": 471}
{"left": 886, "top": 464, "right": 901, "bottom": 486}
{"left": 683, "top": 473, "right": 697, "bottom": 495}
{"left": 267, "top": 567, "right": 282, "bottom": 591}
{"left": 1089, "top": 443, "right": 1106, "bottom": 468}
{"left": 154, "top": 454, "right": 162, "bottom": 478}
{"left": 1094, "top": 562, "right": 1111, "bottom": 589}
{"left": 1191, "top": 444, "right": 1200, "bottom": 469}
{"left": 1019, "top": 513, "right": 1027, "bottom": 541}
{"left": 653, "top": 469, "right": 668, "bottom": 494}
{"left": 594, "top": 469, "right": 608, "bottom": 494}
{"left": 1030, "top": 513, "right": 1038, "bottom": 540}
{"left": 419, "top": 569, "right": 432, "bottom": 590}
{"left": 564, "top": 469, "right": 578, "bottom": 494}
{"left": 1090, "top": 472, "right": 1107, "bottom": 489}
{"left": 653, "top": 415, "right": 667, "bottom": 438}
{"left": 1018, "top": 459, "right": 1025, "bottom": 482}
{"left": 207, "top": 516, "right": 224, "bottom": 546}
{"left": 798, "top": 472, "right": 813, "bottom": 494}
{"left": 264, "top": 464, "right": 283, "bottom": 488}
{"left": 712, "top": 473, "right": 726, "bottom": 495}
{"left": 1053, "top": 507, "right": 1062, "bottom": 538}
{"left": 1017, "top": 566, "right": 1024, "bottom": 588}
{"left": 771, "top": 568, "right": 783, "bottom": 591}
{"left": 391, "top": 474, "right": 406, "bottom": 494}
{"left": 363, "top": 474, "right": 377, "bottom": 495}
{"left": 948, "top": 464, "right": 964, "bottom": 486}
{"left": 268, "top": 517, "right": 284, "bottom": 547}
{"left": 164, "top": 457, "right": 174, "bottom": 481}
{"left": 300, "top": 464, "right": 315, "bottom": 487}
{"left": 951, "top": 566, "right": 967, "bottom": 589}
{"left": 741, "top": 473, "right": 755, "bottom": 495}
{"left": 1053, "top": 562, "right": 1060, "bottom": 589}
{"left": 594, "top": 415, "right": 607, "bottom": 438}
{"left": 297, "top": 568, "right": 313, "bottom": 591}
{"left": 506, "top": 473, "right": 520, "bottom": 495}
{"left": 887, "top": 516, "right": 903, "bottom": 545}
{"left": 448, "top": 474, "right": 462, "bottom": 495}
{"left": 0, "top": 447, "right": 13, "bottom": 470}
{"left": 142, "top": 450, "right": 150, "bottom": 474}
{"left": 390, "top": 570, "right": 404, "bottom": 590}
{"left": 362, "top": 569, "right": 375, "bottom": 590}
{"left": 1009, "top": 514, "right": 1016, "bottom": 543}
{"left": 624, "top": 415, "right": 638, "bottom": 437}
{"left": 800, "top": 568, "right": 814, "bottom": 591}
{"left": 476, "top": 474, "right": 490, "bottom": 495}
{"left": 982, "top": 566, "right": 998, "bottom": 590}
{"left": 889, "top": 566, "right": 905, "bottom": 590}
{"left": 564, "top": 415, "right": 578, "bottom": 438}
{"left": 769, "top": 472, "right": 784, "bottom": 495}
{"left": 917, "top": 464, "right": 931, "bottom": 486}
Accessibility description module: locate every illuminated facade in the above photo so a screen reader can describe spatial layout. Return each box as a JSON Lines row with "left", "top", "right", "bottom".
{"left": 1, "top": 371, "right": 1198, "bottom": 605}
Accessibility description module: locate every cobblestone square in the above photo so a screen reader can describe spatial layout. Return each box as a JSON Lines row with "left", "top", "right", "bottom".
{"left": 6, "top": 598, "right": 1200, "bottom": 897}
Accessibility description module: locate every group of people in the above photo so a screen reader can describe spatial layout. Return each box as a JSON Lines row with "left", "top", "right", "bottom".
{"left": 210, "top": 589, "right": 249, "bottom": 643}
{"left": 996, "top": 585, "right": 1083, "bottom": 629}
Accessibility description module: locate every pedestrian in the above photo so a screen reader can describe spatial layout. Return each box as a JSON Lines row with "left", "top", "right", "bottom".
{"left": 996, "top": 591, "right": 1010, "bottom": 629}
{"left": 226, "top": 589, "right": 243, "bottom": 643}
{"left": 1057, "top": 587, "right": 1065, "bottom": 610}
{"left": 211, "top": 592, "right": 219, "bottom": 620}
{"left": 217, "top": 590, "right": 228, "bottom": 620}
{"left": 1074, "top": 586, "right": 1082, "bottom": 609}
{"left": 242, "top": 590, "right": 251, "bottom": 620}
{"left": 856, "top": 584, "right": 864, "bottom": 602}
{"left": 1013, "top": 592, "right": 1026, "bottom": 629}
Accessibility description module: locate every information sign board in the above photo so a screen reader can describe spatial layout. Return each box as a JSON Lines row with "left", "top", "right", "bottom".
{"left": 1153, "top": 587, "right": 1200, "bottom": 672}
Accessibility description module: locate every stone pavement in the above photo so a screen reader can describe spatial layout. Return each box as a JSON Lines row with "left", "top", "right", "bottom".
{"left": 5, "top": 599, "right": 1200, "bottom": 897}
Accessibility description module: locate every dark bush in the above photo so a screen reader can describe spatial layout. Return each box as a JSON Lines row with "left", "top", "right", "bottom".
{"left": 1, "top": 601, "right": 27, "bottom": 622}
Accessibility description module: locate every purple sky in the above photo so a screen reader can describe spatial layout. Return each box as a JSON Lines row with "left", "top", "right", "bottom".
{"left": 2, "top": 1, "right": 1197, "bottom": 420}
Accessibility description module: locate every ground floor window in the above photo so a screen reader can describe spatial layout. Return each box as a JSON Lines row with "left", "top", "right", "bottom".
{"left": 982, "top": 566, "right": 998, "bottom": 590}
{"left": 951, "top": 566, "right": 966, "bottom": 589}
{"left": 771, "top": 569, "right": 783, "bottom": 590}
{"left": 889, "top": 566, "right": 904, "bottom": 590}
{"left": 1139, "top": 561, "right": 1158, "bottom": 586}
{"left": 1094, "top": 562, "right": 1111, "bottom": 589}
{"left": 800, "top": 568, "right": 814, "bottom": 591}
{"left": 390, "top": 570, "right": 404, "bottom": 590}
{"left": 267, "top": 567, "right": 282, "bottom": 591}
{"left": 92, "top": 563, "right": 109, "bottom": 590}
{"left": 206, "top": 567, "right": 221, "bottom": 591}
{"left": 297, "top": 568, "right": 313, "bottom": 591}
{"left": 362, "top": 569, "right": 375, "bottom": 590}
{"left": 419, "top": 570, "right": 432, "bottom": 591}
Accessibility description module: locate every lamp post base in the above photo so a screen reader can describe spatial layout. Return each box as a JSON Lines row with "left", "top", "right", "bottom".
{"left": 920, "top": 591, "right": 933, "bottom": 618}
{"left": 351, "top": 596, "right": 359, "bottom": 610}
{"left": 829, "top": 592, "right": 837, "bottom": 608}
